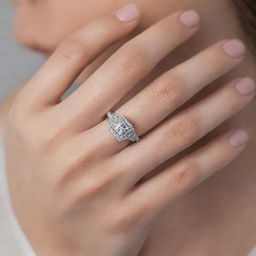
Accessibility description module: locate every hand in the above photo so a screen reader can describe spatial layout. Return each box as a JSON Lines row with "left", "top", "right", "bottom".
{"left": 5, "top": 4, "right": 255, "bottom": 256}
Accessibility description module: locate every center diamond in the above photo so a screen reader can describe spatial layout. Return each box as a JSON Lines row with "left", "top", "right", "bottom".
{"left": 107, "top": 112, "right": 139, "bottom": 142}
{"left": 114, "top": 122, "right": 131, "bottom": 136}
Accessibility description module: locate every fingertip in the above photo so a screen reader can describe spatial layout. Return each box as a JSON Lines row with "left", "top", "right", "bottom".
{"left": 235, "top": 77, "right": 256, "bottom": 96}
{"left": 179, "top": 9, "right": 200, "bottom": 29}
{"left": 115, "top": 3, "right": 141, "bottom": 22}
{"left": 228, "top": 129, "right": 249, "bottom": 148}
{"left": 223, "top": 39, "right": 246, "bottom": 59}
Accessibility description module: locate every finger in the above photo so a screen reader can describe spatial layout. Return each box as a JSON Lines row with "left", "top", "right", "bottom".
{"left": 116, "top": 39, "right": 246, "bottom": 135}
{"left": 62, "top": 10, "right": 200, "bottom": 128}
{"left": 88, "top": 39, "right": 246, "bottom": 154}
{"left": 18, "top": 3, "right": 141, "bottom": 108}
{"left": 113, "top": 77, "right": 255, "bottom": 183}
{"left": 124, "top": 129, "right": 249, "bottom": 220}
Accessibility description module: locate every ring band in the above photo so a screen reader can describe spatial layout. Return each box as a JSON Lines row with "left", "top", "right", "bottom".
{"left": 107, "top": 112, "right": 140, "bottom": 142}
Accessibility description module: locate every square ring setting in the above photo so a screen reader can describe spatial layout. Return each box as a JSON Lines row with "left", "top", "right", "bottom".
{"left": 107, "top": 112, "right": 139, "bottom": 142}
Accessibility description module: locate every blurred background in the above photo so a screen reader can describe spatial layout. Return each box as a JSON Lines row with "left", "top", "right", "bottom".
{"left": 0, "top": 1, "right": 44, "bottom": 101}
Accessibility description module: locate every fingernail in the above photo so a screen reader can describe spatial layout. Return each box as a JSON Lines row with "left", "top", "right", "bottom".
{"left": 179, "top": 10, "right": 200, "bottom": 28}
{"left": 115, "top": 3, "right": 140, "bottom": 22}
{"left": 235, "top": 78, "right": 256, "bottom": 96}
{"left": 228, "top": 129, "right": 249, "bottom": 147}
{"left": 223, "top": 39, "right": 246, "bottom": 58}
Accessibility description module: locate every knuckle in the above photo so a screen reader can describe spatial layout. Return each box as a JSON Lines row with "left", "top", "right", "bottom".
{"left": 8, "top": 95, "right": 32, "bottom": 124}
{"left": 167, "top": 115, "right": 200, "bottom": 144}
{"left": 106, "top": 208, "right": 141, "bottom": 233}
{"left": 38, "top": 128, "right": 60, "bottom": 146}
{"left": 57, "top": 155, "right": 88, "bottom": 187}
{"left": 7, "top": 106, "right": 34, "bottom": 142}
{"left": 152, "top": 75, "right": 185, "bottom": 106}
{"left": 169, "top": 74, "right": 187, "bottom": 97}
{"left": 80, "top": 173, "right": 118, "bottom": 200}
{"left": 57, "top": 37, "right": 87, "bottom": 62}
{"left": 83, "top": 176, "right": 109, "bottom": 196}
{"left": 7, "top": 108, "right": 54, "bottom": 152}
{"left": 89, "top": 18, "right": 110, "bottom": 35}
{"left": 117, "top": 44, "right": 149, "bottom": 76}
{"left": 60, "top": 152, "right": 118, "bottom": 190}
{"left": 61, "top": 172, "right": 115, "bottom": 203}
{"left": 172, "top": 161, "right": 200, "bottom": 192}
{"left": 81, "top": 19, "right": 111, "bottom": 46}
{"left": 60, "top": 151, "right": 94, "bottom": 181}
{"left": 60, "top": 177, "right": 106, "bottom": 210}
{"left": 7, "top": 105, "right": 25, "bottom": 128}
{"left": 33, "top": 116, "right": 63, "bottom": 147}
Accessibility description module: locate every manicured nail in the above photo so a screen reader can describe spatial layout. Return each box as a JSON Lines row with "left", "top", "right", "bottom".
{"left": 228, "top": 129, "right": 249, "bottom": 147}
{"left": 223, "top": 39, "right": 246, "bottom": 58}
{"left": 179, "top": 10, "right": 200, "bottom": 28}
{"left": 235, "top": 78, "right": 256, "bottom": 96}
{"left": 115, "top": 3, "right": 140, "bottom": 22}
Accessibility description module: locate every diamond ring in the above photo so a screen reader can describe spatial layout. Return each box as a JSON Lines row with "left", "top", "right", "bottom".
{"left": 107, "top": 112, "right": 140, "bottom": 142}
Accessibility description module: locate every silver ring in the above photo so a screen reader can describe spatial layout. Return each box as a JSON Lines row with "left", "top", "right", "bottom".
{"left": 107, "top": 112, "right": 140, "bottom": 142}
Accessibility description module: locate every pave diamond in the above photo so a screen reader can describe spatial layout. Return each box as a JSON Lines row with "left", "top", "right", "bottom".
{"left": 107, "top": 112, "right": 139, "bottom": 142}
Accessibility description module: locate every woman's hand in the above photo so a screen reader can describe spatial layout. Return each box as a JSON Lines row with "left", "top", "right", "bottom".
{"left": 4, "top": 4, "right": 255, "bottom": 256}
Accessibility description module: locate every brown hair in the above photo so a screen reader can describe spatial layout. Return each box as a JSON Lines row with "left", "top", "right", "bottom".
{"left": 233, "top": 0, "right": 256, "bottom": 51}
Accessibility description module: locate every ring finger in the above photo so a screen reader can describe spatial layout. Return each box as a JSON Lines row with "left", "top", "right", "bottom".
{"left": 123, "top": 129, "right": 249, "bottom": 221}
{"left": 113, "top": 77, "right": 255, "bottom": 186}
{"left": 90, "top": 39, "right": 246, "bottom": 153}
{"left": 61, "top": 10, "right": 200, "bottom": 129}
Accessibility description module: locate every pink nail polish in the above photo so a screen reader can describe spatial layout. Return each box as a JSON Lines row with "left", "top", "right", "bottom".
{"left": 179, "top": 10, "right": 200, "bottom": 28}
{"left": 228, "top": 130, "right": 249, "bottom": 147}
{"left": 235, "top": 78, "right": 256, "bottom": 96}
{"left": 115, "top": 3, "right": 140, "bottom": 22}
{"left": 223, "top": 39, "right": 246, "bottom": 58}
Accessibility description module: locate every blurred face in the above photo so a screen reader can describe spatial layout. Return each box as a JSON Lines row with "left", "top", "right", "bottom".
{"left": 14, "top": 0, "right": 120, "bottom": 56}
{"left": 14, "top": 0, "right": 222, "bottom": 57}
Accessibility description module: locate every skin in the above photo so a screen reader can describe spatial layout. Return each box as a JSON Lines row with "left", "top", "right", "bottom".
{"left": 3, "top": 0, "right": 256, "bottom": 255}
